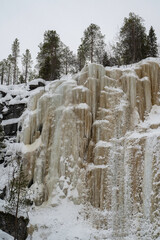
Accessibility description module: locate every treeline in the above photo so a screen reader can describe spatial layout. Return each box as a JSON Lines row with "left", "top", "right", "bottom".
{"left": 0, "top": 39, "right": 33, "bottom": 85}
{"left": 0, "top": 12, "right": 159, "bottom": 84}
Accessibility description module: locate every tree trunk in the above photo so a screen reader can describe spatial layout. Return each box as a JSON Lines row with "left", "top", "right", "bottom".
{"left": 91, "top": 37, "right": 93, "bottom": 63}
{"left": 65, "top": 61, "right": 68, "bottom": 75}
{"left": 25, "top": 64, "right": 28, "bottom": 83}
{"left": 14, "top": 174, "right": 21, "bottom": 240}
{"left": 7, "top": 64, "right": 11, "bottom": 85}
{"left": 1, "top": 66, "right": 4, "bottom": 85}
{"left": 13, "top": 58, "right": 17, "bottom": 85}
{"left": 132, "top": 24, "right": 136, "bottom": 63}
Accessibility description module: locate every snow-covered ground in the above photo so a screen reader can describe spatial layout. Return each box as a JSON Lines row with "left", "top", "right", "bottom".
{"left": 0, "top": 230, "right": 14, "bottom": 240}
{"left": 27, "top": 199, "right": 110, "bottom": 240}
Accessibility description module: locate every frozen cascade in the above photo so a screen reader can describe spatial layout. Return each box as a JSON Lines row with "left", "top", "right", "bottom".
{"left": 15, "top": 59, "right": 160, "bottom": 239}
{"left": 143, "top": 136, "right": 155, "bottom": 219}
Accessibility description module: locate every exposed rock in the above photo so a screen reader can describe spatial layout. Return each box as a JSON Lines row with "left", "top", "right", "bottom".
{"left": 0, "top": 103, "right": 3, "bottom": 113}
{"left": 3, "top": 123, "right": 18, "bottom": 136}
{"left": 0, "top": 211, "right": 29, "bottom": 240}
{"left": 28, "top": 78, "right": 46, "bottom": 90}
{"left": 3, "top": 103, "right": 26, "bottom": 120}
{"left": 0, "top": 90, "right": 7, "bottom": 98}
{"left": 0, "top": 124, "right": 5, "bottom": 163}
{"left": 0, "top": 186, "right": 6, "bottom": 200}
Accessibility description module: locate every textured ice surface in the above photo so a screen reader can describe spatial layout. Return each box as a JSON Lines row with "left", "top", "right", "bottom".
{"left": 1, "top": 58, "right": 160, "bottom": 239}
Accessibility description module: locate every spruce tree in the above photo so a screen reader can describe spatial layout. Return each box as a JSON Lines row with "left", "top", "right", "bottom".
{"left": 12, "top": 38, "right": 20, "bottom": 84}
{"left": 7, "top": 153, "right": 28, "bottom": 240}
{"left": 39, "top": 56, "right": 51, "bottom": 80}
{"left": 61, "top": 45, "right": 77, "bottom": 75}
{"left": 6, "top": 55, "right": 13, "bottom": 85}
{"left": 147, "top": 26, "right": 158, "bottom": 57}
{"left": 116, "top": 13, "right": 148, "bottom": 64}
{"left": 79, "top": 23, "right": 106, "bottom": 64}
{"left": 22, "top": 49, "right": 33, "bottom": 83}
{"left": 77, "top": 44, "right": 86, "bottom": 70}
{"left": 0, "top": 60, "right": 6, "bottom": 85}
{"left": 37, "top": 30, "right": 61, "bottom": 80}
{"left": 102, "top": 52, "right": 110, "bottom": 67}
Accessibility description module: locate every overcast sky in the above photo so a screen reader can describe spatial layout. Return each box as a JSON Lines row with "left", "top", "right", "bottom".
{"left": 1, "top": 0, "right": 160, "bottom": 66}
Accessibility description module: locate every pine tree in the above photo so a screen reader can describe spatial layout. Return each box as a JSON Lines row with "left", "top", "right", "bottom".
{"left": 102, "top": 52, "right": 110, "bottom": 67}
{"left": 0, "top": 58, "right": 13, "bottom": 85}
{"left": 61, "top": 45, "right": 77, "bottom": 75}
{"left": 0, "top": 60, "right": 6, "bottom": 85}
{"left": 147, "top": 26, "right": 158, "bottom": 57}
{"left": 12, "top": 38, "right": 20, "bottom": 84}
{"left": 7, "top": 153, "right": 28, "bottom": 240}
{"left": 22, "top": 49, "right": 32, "bottom": 83}
{"left": 79, "top": 23, "right": 106, "bottom": 64}
{"left": 39, "top": 56, "right": 51, "bottom": 80}
{"left": 37, "top": 30, "right": 61, "bottom": 80}
{"left": 6, "top": 55, "right": 13, "bottom": 85}
{"left": 19, "top": 74, "right": 25, "bottom": 84}
{"left": 116, "top": 13, "right": 148, "bottom": 64}
{"left": 77, "top": 44, "right": 86, "bottom": 70}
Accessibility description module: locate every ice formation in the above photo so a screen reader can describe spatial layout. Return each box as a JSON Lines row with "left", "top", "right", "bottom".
{"left": 16, "top": 58, "right": 160, "bottom": 239}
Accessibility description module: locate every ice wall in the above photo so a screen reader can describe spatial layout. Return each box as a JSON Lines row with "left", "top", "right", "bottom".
{"left": 18, "top": 58, "right": 160, "bottom": 239}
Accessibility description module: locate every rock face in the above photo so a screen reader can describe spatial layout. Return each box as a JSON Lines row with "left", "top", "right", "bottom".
{"left": 2, "top": 103, "right": 27, "bottom": 136}
{"left": 0, "top": 211, "right": 29, "bottom": 240}
{"left": 18, "top": 59, "right": 160, "bottom": 239}
{"left": 0, "top": 124, "right": 5, "bottom": 164}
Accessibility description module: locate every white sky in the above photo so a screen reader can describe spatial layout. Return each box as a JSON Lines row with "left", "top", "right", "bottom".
{"left": 1, "top": 0, "right": 160, "bottom": 66}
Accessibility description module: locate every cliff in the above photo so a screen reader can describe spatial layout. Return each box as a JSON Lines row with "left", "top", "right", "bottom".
{"left": 1, "top": 58, "right": 160, "bottom": 239}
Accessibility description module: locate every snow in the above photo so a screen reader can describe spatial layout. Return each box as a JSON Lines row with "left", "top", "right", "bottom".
{"left": 104, "top": 86, "right": 123, "bottom": 93}
{"left": 0, "top": 84, "right": 29, "bottom": 106}
{"left": 95, "top": 140, "right": 111, "bottom": 148}
{"left": 93, "top": 120, "right": 109, "bottom": 125}
{"left": 22, "top": 136, "right": 42, "bottom": 153}
{"left": 143, "top": 105, "right": 160, "bottom": 126}
{"left": 76, "top": 103, "right": 90, "bottom": 109}
{"left": 28, "top": 78, "right": 46, "bottom": 86}
{"left": 0, "top": 230, "right": 13, "bottom": 240}
{"left": 2, "top": 117, "right": 21, "bottom": 126}
{"left": 105, "top": 57, "right": 160, "bottom": 70}
{"left": 27, "top": 199, "right": 110, "bottom": 240}
{"left": 87, "top": 163, "right": 108, "bottom": 170}
{"left": 73, "top": 85, "right": 89, "bottom": 92}
{"left": 0, "top": 164, "right": 10, "bottom": 192}
{"left": 143, "top": 136, "right": 155, "bottom": 219}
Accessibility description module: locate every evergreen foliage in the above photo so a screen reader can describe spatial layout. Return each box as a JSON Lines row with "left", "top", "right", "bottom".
{"left": 147, "top": 26, "right": 158, "bottom": 57}
{"left": 0, "top": 18, "right": 159, "bottom": 82}
{"left": 37, "top": 30, "right": 78, "bottom": 80}
{"left": 37, "top": 30, "right": 61, "bottom": 80}
{"left": 22, "top": 49, "right": 33, "bottom": 83}
{"left": 61, "top": 44, "right": 77, "bottom": 75}
{"left": 12, "top": 38, "right": 20, "bottom": 84}
{"left": 6, "top": 153, "right": 28, "bottom": 240}
{"left": 6, "top": 55, "right": 13, "bottom": 85}
{"left": 78, "top": 23, "right": 106, "bottom": 65}
{"left": 102, "top": 52, "right": 110, "bottom": 67}
{"left": 77, "top": 44, "right": 86, "bottom": 71}
{"left": 115, "top": 13, "right": 148, "bottom": 64}
{"left": 0, "top": 60, "right": 6, "bottom": 85}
